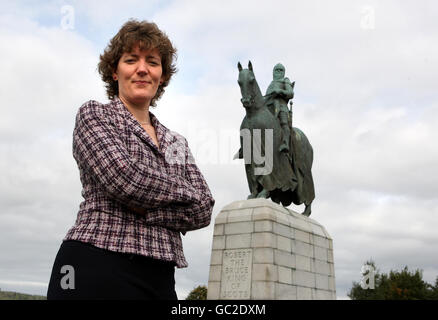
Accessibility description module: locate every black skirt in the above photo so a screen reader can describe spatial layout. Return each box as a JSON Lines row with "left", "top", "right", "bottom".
{"left": 47, "top": 240, "right": 178, "bottom": 300}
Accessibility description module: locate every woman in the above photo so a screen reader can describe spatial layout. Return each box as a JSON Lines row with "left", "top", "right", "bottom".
{"left": 47, "top": 20, "right": 215, "bottom": 300}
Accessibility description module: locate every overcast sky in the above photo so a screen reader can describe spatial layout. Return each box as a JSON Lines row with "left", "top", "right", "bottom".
{"left": 1, "top": 0, "right": 437, "bottom": 300}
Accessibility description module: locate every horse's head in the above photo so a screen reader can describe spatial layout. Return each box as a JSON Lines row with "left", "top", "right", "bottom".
{"left": 237, "top": 61, "right": 263, "bottom": 110}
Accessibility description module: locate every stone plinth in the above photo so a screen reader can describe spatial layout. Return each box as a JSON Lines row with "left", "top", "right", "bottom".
{"left": 207, "top": 199, "right": 336, "bottom": 300}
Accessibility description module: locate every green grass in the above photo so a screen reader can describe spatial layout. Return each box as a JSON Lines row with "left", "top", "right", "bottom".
{"left": 0, "top": 290, "right": 46, "bottom": 300}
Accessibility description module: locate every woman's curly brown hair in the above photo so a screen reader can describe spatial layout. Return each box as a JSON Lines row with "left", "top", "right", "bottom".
{"left": 98, "top": 19, "right": 177, "bottom": 107}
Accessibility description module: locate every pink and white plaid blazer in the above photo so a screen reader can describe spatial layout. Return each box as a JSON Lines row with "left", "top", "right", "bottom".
{"left": 64, "top": 97, "right": 214, "bottom": 268}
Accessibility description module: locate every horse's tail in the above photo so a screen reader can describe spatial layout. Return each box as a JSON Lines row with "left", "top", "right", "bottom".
{"left": 290, "top": 127, "right": 315, "bottom": 205}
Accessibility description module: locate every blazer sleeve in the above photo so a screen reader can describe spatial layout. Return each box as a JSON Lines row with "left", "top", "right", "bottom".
{"left": 73, "top": 100, "right": 202, "bottom": 209}
{"left": 129, "top": 138, "right": 215, "bottom": 232}
{"left": 168, "top": 140, "right": 215, "bottom": 231}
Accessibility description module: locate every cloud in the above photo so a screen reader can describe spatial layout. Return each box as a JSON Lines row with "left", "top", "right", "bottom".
{"left": 0, "top": 11, "right": 102, "bottom": 295}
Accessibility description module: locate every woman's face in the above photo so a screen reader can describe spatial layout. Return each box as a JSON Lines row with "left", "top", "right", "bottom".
{"left": 113, "top": 45, "right": 164, "bottom": 107}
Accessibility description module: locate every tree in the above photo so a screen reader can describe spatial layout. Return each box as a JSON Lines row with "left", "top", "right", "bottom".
{"left": 186, "top": 285, "right": 207, "bottom": 300}
{"left": 348, "top": 260, "right": 438, "bottom": 300}
{"left": 427, "top": 276, "right": 438, "bottom": 300}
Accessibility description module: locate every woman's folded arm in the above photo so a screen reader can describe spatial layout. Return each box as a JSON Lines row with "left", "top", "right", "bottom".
{"left": 73, "top": 100, "right": 202, "bottom": 209}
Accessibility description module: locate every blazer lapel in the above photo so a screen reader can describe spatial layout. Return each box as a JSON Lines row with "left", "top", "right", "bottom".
{"left": 111, "top": 97, "right": 176, "bottom": 156}
{"left": 149, "top": 112, "right": 178, "bottom": 157}
{"left": 111, "top": 97, "right": 161, "bottom": 153}
{"left": 131, "top": 116, "right": 161, "bottom": 152}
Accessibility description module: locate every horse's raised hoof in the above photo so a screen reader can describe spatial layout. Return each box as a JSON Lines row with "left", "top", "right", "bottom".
{"left": 256, "top": 189, "right": 270, "bottom": 199}
{"left": 302, "top": 204, "right": 312, "bottom": 217}
{"left": 279, "top": 143, "right": 289, "bottom": 153}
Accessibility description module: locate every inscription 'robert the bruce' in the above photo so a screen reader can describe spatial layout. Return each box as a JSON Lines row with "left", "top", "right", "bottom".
{"left": 220, "top": 249, "right": 253, "bottom": 299}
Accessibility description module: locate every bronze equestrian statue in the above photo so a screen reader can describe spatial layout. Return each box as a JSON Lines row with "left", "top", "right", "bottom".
{"left": 234, "top": 61, "right": 315, "bottom": 216}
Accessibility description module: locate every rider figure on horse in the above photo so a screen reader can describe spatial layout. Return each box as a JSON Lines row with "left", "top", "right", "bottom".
{"left": 264, "top": 63, "right": 295, "bottom": 154}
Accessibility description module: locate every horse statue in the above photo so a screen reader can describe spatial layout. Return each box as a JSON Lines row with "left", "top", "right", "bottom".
{"left": 234, "top": 61, "right": 315, "bottom": 216}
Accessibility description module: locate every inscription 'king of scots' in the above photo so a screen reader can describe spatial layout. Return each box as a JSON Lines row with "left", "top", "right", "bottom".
{"left": 220, "top": 249, "right": 253, "bottom": 299}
